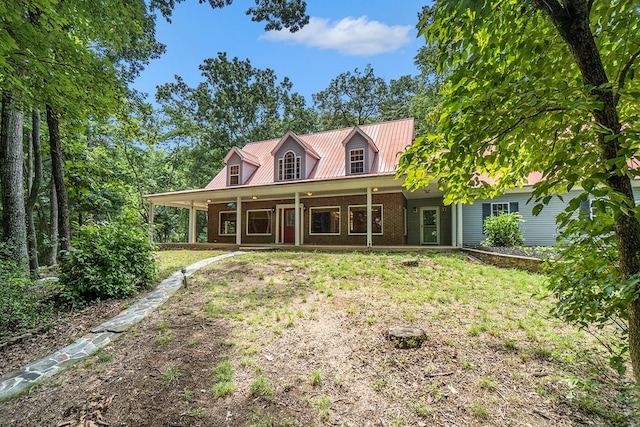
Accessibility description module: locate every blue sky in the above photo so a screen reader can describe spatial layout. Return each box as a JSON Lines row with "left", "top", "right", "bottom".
{"left": 133, "top": 1, "right": 426, "bottom": 106}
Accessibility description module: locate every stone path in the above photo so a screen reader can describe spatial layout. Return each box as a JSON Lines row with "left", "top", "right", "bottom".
{"left": 0, "top": 251, "right": 244, "bottom": 402}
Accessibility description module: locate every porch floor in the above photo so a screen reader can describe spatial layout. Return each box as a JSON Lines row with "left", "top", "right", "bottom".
{"left": 158, "top": 242, "right": 460, "bottom": 253}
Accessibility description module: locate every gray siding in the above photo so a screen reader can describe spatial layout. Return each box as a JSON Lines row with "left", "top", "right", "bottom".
{"left": 462, "top": 192, "right": 580, "bottom": 247}
{"left": 406, "top": 198, "right": 452, "bottom": 246}
{"left": 273, "top": 137, "right": 306, "bottom": 181}
{"left": 344, "top": 134, "right": 372, "bottom": 175}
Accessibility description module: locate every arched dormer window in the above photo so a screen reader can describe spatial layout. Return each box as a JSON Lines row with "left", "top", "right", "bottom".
{"left": 278, "top": 151, "right": 300, "bottom": 180}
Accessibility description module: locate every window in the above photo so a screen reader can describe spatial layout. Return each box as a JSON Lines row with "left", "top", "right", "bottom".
{"left": 491, "top": 202, "right": 510, "bottom": 216}
{"left": 310, "top": 207, "right": 340, "bottom": 235}
{"left": 247, "top": 210, "right": 272, "bottom": 235}
{"left": 349, "top": 205, "right": 382, "bottom": 235}
{"left": 219, "top": 211, "right": 236, "bottom": 235}
{"left": 278, "top": 151, "right": 300, "bottom": 180}
{"left": 350, "top": 149, "right": 365, "bottom": 174}
{"left": 229, "top": 165, "right": 239, "bottom": 185}
{"left": 482, "top": 202, "right": 519, "bottom": 230}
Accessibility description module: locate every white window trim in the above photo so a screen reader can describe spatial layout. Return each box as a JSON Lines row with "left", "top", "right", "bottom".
{"left": 229, "top": 164, "right": 240, "bottom": 185}
{"left": 246, "top": 209, "right": 273, "bottom": 235}
{"left": 349, "top": 148, "right": 365, "bottom": 175}
{"left": 348, "top": 204, "right": 383, "bottom": 235}
{"left": 309, "top": 206, "right": 341, "bottom": 235}
{"left": 491, "top": 202, "right": 510, "bottom": 216}
{"left": 278, "top": 150, "right": 301, "bottom": 181}
{"left": 403, "top": 207, "right": 407, "bottom": 236}
{"left": 219, "top": 210, "right": 237, "bottom": 236}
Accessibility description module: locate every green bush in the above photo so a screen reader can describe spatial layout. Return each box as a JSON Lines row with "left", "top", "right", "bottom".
{"left": 482, "top": 212, "right": 524, "bottom": 247}
{"left": 0, "top": 243, "right": 54, "bottom": 336}
{"left": 60, "top": 222, "right": 157, "bottom": 304}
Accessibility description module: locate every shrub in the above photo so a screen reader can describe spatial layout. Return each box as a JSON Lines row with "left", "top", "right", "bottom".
{"left": 0, "top": 243, "right": 54, "bottom": 336}
{"left": 60, "top": 222, "right": 157, "bottom": 304}
{"left": 482, "top": 212, "right": 524, "bottom": 247}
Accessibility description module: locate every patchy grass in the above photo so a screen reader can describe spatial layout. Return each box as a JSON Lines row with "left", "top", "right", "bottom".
{"left": 2, "top": 250, "right": 636, "bottom": 427}
{"left": 155, "top": 250, "right": 223, "bottom": 281}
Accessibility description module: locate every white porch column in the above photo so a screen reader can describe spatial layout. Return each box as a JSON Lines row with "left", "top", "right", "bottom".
{"left": 236, "top": 196, "right": 242, "bottom": 245}
{"left": 366, "top": 187, "right": 372, "bottom": 247}
{"left": 188, "top": 201, "right": 196, "bottom": 243}
{"left": 451, "top": 203, "right": 457, "bottom": 248}
{"left": 294, "top": 192, "right": 300, "bottom": 246}
{"left": 148, "top": 201, "right": 154, "bottom": 243}
{"left": 457, "top": 202, "right": 464, "bottom": 247}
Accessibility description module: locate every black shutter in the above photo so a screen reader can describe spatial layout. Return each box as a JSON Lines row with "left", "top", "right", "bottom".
{"left": 579, "top": 199, "right": 591, "bottom": 219}
{"left": 509, "top": 202, "right": 519, "bottom": 213}
{"left": 482, "top": 203, "right": 491, "bottom": 225}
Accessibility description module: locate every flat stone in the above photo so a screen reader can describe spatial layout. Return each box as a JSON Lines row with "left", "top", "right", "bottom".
{"left": 24, "top": 357, "right": 58, "bottom": 373}
{"left": 386, "top": 326, "right": 427, "bottom": 349}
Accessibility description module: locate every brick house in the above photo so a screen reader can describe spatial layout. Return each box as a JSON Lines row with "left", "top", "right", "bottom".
{"left": 146, "top": 117, "right": 631, "bottom": 247}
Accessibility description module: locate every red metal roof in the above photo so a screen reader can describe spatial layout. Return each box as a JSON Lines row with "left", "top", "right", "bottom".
{"left": 205, "top": 118, "right": 415, "bottom": 190}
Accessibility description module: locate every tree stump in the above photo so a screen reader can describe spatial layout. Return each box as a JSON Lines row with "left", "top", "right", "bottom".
{"left": 386, "top": 326, "right": 426, "bottom": 349}
{"left": 401, "top": 258, "right": 419, "bottom": 267}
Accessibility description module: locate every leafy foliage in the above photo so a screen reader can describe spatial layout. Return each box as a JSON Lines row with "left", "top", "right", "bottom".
{"left": 312, "top": 64, "right": 417, "bottom": 129}
{"left": 60, "top": 222, "right": 157, "bottom": 304}
{"left": 398, "top": 0, "right": 640, "bottom": 378}
{"left": 482, "top": 213, "right": 524, "bottom": 247}
{"left": 547, "top": 201, "right": 631, "bottom": 374}
{"left": 0, "top": 243, "right": 54, "bottom": 336}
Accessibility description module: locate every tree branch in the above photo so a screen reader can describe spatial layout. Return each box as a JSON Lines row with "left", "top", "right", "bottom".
{"left": 614, "top": 48, "right": 640, "bottom": 107}
{"left": 483, "top": 107, "right": 565, "bottom": 145}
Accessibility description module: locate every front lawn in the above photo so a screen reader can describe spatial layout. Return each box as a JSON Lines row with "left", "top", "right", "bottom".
{"left": 0, "top": 250, "right": 635, "bottom": 426}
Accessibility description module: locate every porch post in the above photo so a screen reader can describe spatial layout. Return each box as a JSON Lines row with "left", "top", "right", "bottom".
{"left": 457, "top": 203, "right": 464, "bottom": 247}
{"left": 148, "top": 201, "right": 154, "bottom": 243}
{"left": 451, "top": 202, "right": 457, "bottom": 248}
{"left": 236, "top": 196, "right": 242, "bottom": 245}
{"left": 366, "top": 187, "right": 372, "bottom": 247}
{"left": 294, "top": 192, "right": 300, "bottom": 246}
{"left": 188, "top": 201, "right": 196, "bottom": 243}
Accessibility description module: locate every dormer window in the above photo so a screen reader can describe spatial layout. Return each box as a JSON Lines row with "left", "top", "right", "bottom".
{"left": 229, "top": 164, "right": 240, "bottom": 185}
{"left": 350, "top": 149, "right": 365, "bottom": 174}
{"left": 278, "top": 151, "right": 300, "bottom": 180}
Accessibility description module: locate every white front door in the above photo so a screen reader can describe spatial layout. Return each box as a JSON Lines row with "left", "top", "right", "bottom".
{"left": 420, "top": 207, "right": 440, "bottom": 245}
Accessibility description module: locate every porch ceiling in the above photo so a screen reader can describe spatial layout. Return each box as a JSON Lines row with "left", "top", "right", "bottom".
{"left": 144, "top": 174, "right": 445, "bottom": 210}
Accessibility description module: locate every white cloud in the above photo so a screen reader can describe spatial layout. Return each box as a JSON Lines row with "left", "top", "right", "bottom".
{"left": 260, "top": 16, "right": 413, "bottom": 56}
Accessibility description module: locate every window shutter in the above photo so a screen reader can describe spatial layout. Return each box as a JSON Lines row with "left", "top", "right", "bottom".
{"left": 509, "top": 202, "right": 519, "bottom": 213}
{"left": 482, "top": 203, "right": 491, "bottom": 223}
{"left": 579, "top": 199, "right": 591, "bottom": 219}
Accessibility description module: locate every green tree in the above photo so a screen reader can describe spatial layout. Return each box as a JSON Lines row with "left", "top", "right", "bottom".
{"left": 399, "top": 1, "right": 640, "bottom": 380}
{"left": 312, "top": 64, "right": 389, "bottom": 129}
{"left": 156, "top": 53, "right": 318, "bottom": 188}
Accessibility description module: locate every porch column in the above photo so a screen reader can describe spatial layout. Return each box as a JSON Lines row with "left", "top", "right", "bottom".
{"left": 236, "top": 196, "right": 242, "bottom": 245}
{"left": 457, "top": 202, "right": 464, "bottom": 247}
{"left": 451, "top": 203, "right": 457, "bottom": 248}
{"left": 188, "top": 201, "right": 196, "bottom": 243}
{"left": 366, "top": 187, "right": 372, "bottom": 247}
{"left": 148, "top": 201, "right": 154, "bottom": 243}
{"left": 294, "top": 192, "right": 300, "bottom": 246}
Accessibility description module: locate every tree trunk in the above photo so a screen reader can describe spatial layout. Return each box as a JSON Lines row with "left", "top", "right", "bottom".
{"left": 539, "top": 0, "right": 640, "bottom": 381}
{"left": 48, "top": 175, "right": 58, "bottom": 265}
{"left": 26, "top": 109, "right": 42, "bottom": 277}
{"left": 46, "top": 105, "right": 71, "bottom": 254}
{"left": 0, "top": 92, "right": 29, "bottom": 271}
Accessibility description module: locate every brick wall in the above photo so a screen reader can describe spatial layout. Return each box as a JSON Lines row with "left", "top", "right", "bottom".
{"left": 207, "top": 192, "right": 407, "bottom": 246}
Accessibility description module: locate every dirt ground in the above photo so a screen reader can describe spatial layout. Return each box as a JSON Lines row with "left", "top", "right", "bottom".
{"left": 0, "top": 252, "right": 635, "bottom": 427}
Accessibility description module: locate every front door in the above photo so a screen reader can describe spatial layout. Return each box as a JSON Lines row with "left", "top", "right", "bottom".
{"left": 420, "top": 207, "right": 440, "bottom": 245}
{"left": 281, "top": 208, "right": 296, "bottom": 244}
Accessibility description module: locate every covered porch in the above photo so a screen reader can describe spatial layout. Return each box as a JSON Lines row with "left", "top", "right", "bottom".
{"left": 143, "top": 174, "right": 464, "bottom": 248}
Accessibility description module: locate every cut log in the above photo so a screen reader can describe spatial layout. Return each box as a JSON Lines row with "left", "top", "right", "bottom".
{"left": 386, "top": 326, "right": 426, "bottom": 349}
